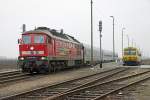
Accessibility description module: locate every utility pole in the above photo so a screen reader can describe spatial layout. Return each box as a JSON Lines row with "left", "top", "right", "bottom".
{"left": 132, "top": 38, "right": 134, "bottom": 47}
{"left": 110, "top": 16, "right": 115, "bottom": 61}
{"left": 91, "top": 0, "right": 93, "bottom": 65}
{"left": 99, "top": 21, "right": 102, "bottom": 68}
{"left": 122, "top": 27, "right": 125, "bottom": 57}
{"left": 134, "top": 42, "right": 136, "bottom": 47}
{"left": 127, "top": 35, "right": 130, "bottom": 47}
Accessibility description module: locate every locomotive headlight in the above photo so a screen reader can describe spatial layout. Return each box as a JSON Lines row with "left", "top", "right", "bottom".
{"left": 41, "top": 57, "right": 46, "bottom": 60}
{"left": 41, "top": 57, "right": 48, "bottom": 60}
{"left": 20, "top": 57, "right": 24, "bottom": 60}
{"left": 30, "top": 46, "right": 34, "bottom": 50}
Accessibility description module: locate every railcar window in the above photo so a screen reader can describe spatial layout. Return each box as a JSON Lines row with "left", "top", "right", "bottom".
{"left": 130, "top": 51, "right": 136, "bottom": 55}
{"left": 22, "top": 35, "right": 31, "bottom": 44}
{"left": 34, "top": 35, "right": 44, "bottom": 43}
{"left": 124, "top": 50, "right": 136, "bottom": 55}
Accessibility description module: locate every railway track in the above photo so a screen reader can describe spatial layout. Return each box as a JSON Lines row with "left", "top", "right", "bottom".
{"left": 0, "top": 70, "right": 20, "bottom": 77}
{"left": 0, "top": 67, "right": 130, "bottom": 100}
{"left": 49, "top": 69, "right": 150, "bottom": 100}
{"left": 0, "top": 70, "right": 30, "bottom": 84}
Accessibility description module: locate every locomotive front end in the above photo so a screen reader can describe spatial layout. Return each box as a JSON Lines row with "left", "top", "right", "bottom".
{"left": 18, "top": 33, "right": 49, "bottom": 73}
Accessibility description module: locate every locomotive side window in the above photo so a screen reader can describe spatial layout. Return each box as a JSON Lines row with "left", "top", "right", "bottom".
{"left": 48, "top": 37, "right": 52, "bottom": 43}
{"left": 34, "top": 35, "right": 44, "bottom": 43}
{"left": 22, "top": 35, "right": 31, "bottom": 44}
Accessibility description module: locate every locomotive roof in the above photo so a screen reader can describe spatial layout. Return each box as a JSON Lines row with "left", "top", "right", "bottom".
{"left": 23, "top": 27, "right": 81, "bottom": 44}
{"left": 124, "top": 47, "right": 139, "bottom": 51}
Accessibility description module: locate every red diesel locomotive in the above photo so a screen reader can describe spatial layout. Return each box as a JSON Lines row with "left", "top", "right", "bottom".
{"left": 18, "top": 27, "right": 84, "bottom": 73}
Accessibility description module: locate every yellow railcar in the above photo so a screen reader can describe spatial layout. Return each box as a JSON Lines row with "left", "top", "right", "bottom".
{"left": 122, "top": 47, "right": 141, "bottom": 66}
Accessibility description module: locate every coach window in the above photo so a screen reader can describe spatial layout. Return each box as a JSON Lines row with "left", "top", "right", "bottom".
{"left": 34, "top": 35, "right": 44, "bottom": 43}
{"left": 22, "top": 35, "right": 31, "bottom": 44}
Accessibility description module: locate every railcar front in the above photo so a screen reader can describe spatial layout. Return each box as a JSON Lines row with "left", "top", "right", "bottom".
{"left": 122, "top": 47, "right": 141, "bottom": 66}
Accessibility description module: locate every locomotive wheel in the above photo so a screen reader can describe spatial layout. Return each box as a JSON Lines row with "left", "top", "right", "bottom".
{"left": 39, "top": 68, "right": 44, "bottom": 74}
{"left": 50, "top": 64, "right": 56, "bottom": 72}
{"left": 53, "top": 66, "right": 56, "bottom": 72}
{"left": 29, "top": 70, "right": 34, "bottom": 74}
{"left": 39, "top": 65, "right": 49, "bottom": 74}
{"left": 47, "top": 65, "right": 51, "bottom": 73}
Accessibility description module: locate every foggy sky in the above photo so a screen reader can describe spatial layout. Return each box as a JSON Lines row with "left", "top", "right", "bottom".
{"left": 0, "top": 0, "right": 150, "bottom": 58}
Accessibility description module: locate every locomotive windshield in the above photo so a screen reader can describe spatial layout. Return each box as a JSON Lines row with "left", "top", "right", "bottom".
{"left": 34, "top": 35, "right": 44, "bottom": 43}
{"left": 22, "top": 35, "right": 31, "bottom": 44}
{"left": 124, "top": 50, "right": 136, "bottom": 55}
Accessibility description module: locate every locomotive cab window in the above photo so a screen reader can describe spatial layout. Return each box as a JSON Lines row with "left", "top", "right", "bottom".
{"left": 130, "top": 51, "right": 136, "bottom": 55}
{"left": 34, "top": 35, "right": 44, "bottom": 43}
{"left": 124, "top": 50, "right": 136, "bottom": 55}
{"left": 22, "top": 35, "right": 31, "bottom": 44}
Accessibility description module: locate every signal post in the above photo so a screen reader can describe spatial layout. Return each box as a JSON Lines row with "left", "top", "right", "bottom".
{"left": 99, "top": 21, "right": 102, "bottom": 68}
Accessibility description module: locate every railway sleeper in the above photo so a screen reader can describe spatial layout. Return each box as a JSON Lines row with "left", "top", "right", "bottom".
{"left": 68, "top": 95, "right": 95, "bottom": 99}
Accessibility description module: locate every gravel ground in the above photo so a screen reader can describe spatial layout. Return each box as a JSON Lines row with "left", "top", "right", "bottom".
{"left": 134, "top": 79, "right": 150, "bottom": 100}
{"left": 121, "top": 66, "right": 150, "bottom": 100}
{"left": 0, "top": 64, "right": 19, "bottom": 73}
{"left": 107, "top": 77, "right": 150, "bottom": 100}
{"left": 0, "top": 63, "right": 150, "bottom": 100}
{"left": 0, "top": 62, "right": 119, "bottom": 98}
{"left": 102, "top": 65, "right": 150, "bottom": 100}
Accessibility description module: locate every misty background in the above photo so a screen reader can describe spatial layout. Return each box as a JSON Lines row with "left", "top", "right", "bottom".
{"left": 0, "top": 0, "right": 150, "bottom": 59}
